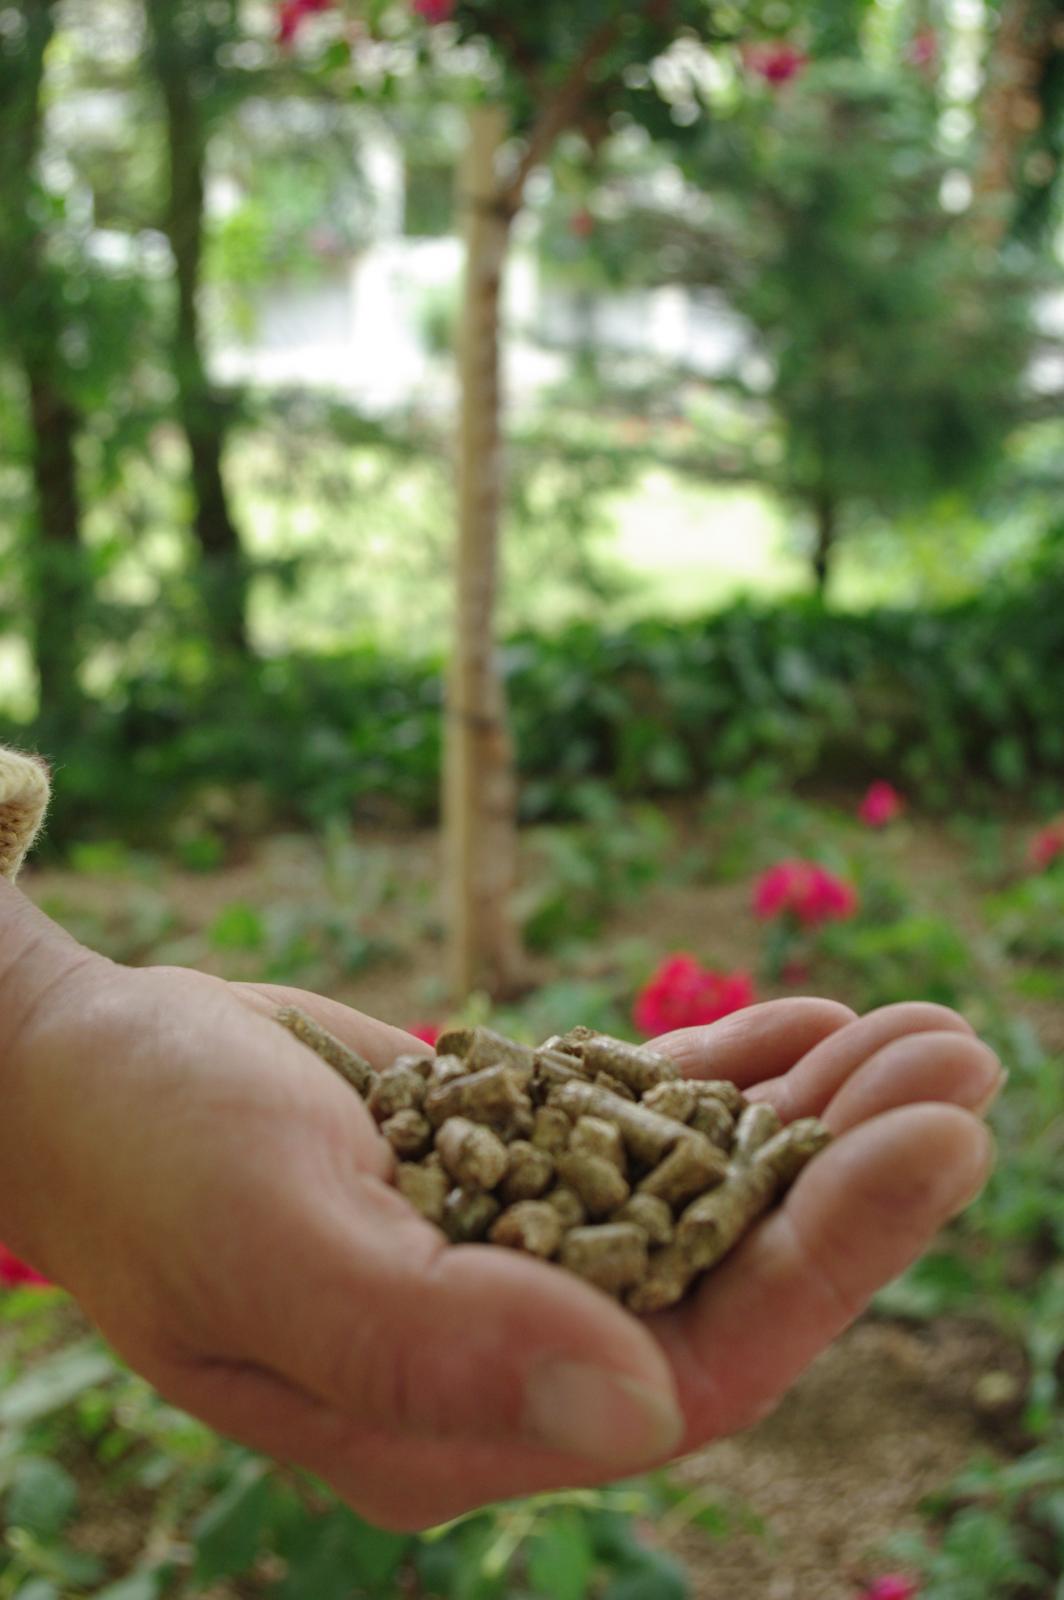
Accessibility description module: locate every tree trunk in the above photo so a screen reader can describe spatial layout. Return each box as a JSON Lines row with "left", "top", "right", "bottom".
{"left": 146, "top": 0, "right": 248, "bottom": 655}
{"left": 0, "top": 2, "right": 87, "bottom": 722}
{"left": 444, "top": 105, "right": 526, "bottom": 1001}
{"left": 812, "top": 491, "right": 838, "bottom": 598}
{"left": 973, "top": 0, "right": 1061, "bottom": 246}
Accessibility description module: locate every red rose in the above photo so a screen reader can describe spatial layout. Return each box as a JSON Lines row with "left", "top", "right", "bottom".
{"left": 634, "top": 954, "right": 756, "bottom": 1037}
{"left": 0, "top": 1243, "right": 51, "bottom": 1290}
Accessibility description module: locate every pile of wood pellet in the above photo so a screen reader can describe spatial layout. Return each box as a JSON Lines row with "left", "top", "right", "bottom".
{"left": 277, "top": 1009, "right": 831, "bottom": 1313}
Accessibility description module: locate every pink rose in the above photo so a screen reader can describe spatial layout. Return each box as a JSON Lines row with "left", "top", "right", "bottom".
{"left": 859, "top": 781, "right": 905, "bottom": 828}
{"left": 1028, "top": 819, "right": 1064, "bottom": 871}
{"left": 413, "top": 0, "right": 454, "bottom": 22}
{"left": 745, "top": 42, "right": 808, "bottom": 86}
{"left": 863, "top": 1577, "right": 920, "bottom": 1600}
{"left": 754, "top": 860, "right": 859, "bottom": 928}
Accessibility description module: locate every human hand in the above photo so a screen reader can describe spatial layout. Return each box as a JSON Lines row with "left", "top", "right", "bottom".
{"left": 0, "top": 915, "right": 999, "bottom": 1530}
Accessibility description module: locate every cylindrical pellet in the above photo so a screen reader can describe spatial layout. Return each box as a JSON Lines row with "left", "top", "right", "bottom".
{"left": 546, "top": 1185, "right": 587, "bottom": 1229}
{"left": 593, "top": 1071, "right": 636, "bottom": 1102}
{"left": 276, "top": 1007, "right": 374, "bottom": 1097}
{"left": 462, "top": 1027, "right": 536, "bottom": 1084}
{"left": 733, "top": 1102, "right": 783, "bottom": 1161}
{"left": 616, "top": 1193, "right": 674, "bottom": 1247}
{"left": 692, "top": 1079, "right": 745, "bottom": 1117}
{"left": 573, "top": 1035, "right": 679, "bottom": 1095}
{"left": 430, "top": 1054, "right": 470, "bottom": 1089}
{"left": 368, "top": 1063, "right": 427, "bottom": 1123}
{"left": 561, "top": 1224, "right": 648, "bottom": 1295}
{"left": 555, "top": 1151, "right": 630, "bottom": 1219}
{"left": 435, "top": 1118, "right": 509, "bottom": 1190}
{"left": 643, "top": 1080, "right": 698, "bottom": 1123}
{"left": 532, "top": 1106, "right": 572, "bottom": 1155}
{"left": 638, "top": 1133, "right": 729, "bottom": 1209}
{"left": 548, "top": 1081, "right": 693, "bottom": 1165}
{"left": 382, "top": 1109, "right": 433, "bottom": 1161}
{"left": 490, "top": 1201, "right": 562, "bottom": 1258}
{"left": 690, "top": 1097, "right": 735, "bottom": 1148}
{"left": 425, "top": 1065, "right": 530, "bottom": 1129}
{"left": 396, "top": 1162, "right": 448, "bottom": 1226}
{"left": 500, "top": 1141, "right": 555, "bottom": 1204}
{"left": 569, "top": 1116, "right": 626, "bottom": 1172}
{"left": 443, "top": 1188, "right": 501, "bottom": 1243}
{"left": 756, "top": 1119, "right": 832, "bottom": 1184}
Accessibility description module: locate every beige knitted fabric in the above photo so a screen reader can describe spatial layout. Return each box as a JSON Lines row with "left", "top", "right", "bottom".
{"left": 0, "top": 747, "right": 50, "bottom": 881}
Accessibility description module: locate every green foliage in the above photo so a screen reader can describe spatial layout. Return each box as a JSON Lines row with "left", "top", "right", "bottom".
{"left": 521, "top": 790, "right": 672, "bottom": 954}
{"left": 886, "top": 1440, "right": 1064, "bottom": 1599}
{"left": 15, "top": 577, "right": 1064, "bottom": 852}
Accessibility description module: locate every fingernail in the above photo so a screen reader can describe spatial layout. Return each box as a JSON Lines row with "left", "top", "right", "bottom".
{"left": 944, "top": 1122, "right": 996, "bottom": 1215}
{"left": 524, "top": 1360, "right": 683, "bottom": 1467}
{"left": 973, "top": 1067, "right": 1008, "bottom": 1118}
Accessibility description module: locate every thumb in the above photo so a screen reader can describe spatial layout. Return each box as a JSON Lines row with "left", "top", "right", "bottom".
{"left": 263, "top": 1178, "right": 683, "bottom": 1475}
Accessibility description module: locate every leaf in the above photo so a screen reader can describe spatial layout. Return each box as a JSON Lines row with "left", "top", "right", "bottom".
{"left": 0, "top": 1341, "right": 118, "bottom": 1427}
{"left": 93, "top": 1573, "right": 166, "bottom": 1600}
{"left": 209, "top": 902, "right": 265, "bottom": 951}
{"left": 6, "top": 1457, "right": 78, "bottom": 1538}
{"left": 527, "top": 1510, "right": 595, "bottom": 1600}
{"left": 193, "top": 1459, "right": 272, "bottom": 1584}
{"left": 14, "top": 1583, "right": 59, "bottom": 1600}
{"left": 601, "top": 1548, "right": 689, "bottom": 1600}
{"left": 273, "top": 1508, "right": 410, "bottom": 1600}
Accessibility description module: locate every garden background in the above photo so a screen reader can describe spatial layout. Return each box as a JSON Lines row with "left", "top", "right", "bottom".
{"left": 1, "top": 0, "right": 1063, "bottom": 1596}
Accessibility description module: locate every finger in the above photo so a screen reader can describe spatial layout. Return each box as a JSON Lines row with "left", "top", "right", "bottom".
{"left": 657, "top": 1105, "right": 992, "bottom": 1445}
{"left": 256, "top": 1175, "right": 682, "bottom": 1479}
{"left": 652, "top": 998, "right": 856, "bottom": 1087}
{"left": 232, "top": 982, "right": 429, "bottom": 1070}
{"left": 822, "top": 1031, "right": 1004, "bottom": 1133}
{"left": 747, "top": 1001, "right": 976, "bottom": 1121}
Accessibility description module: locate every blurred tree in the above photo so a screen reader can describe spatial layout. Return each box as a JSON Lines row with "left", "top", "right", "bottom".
{"left": 432, "top": 2, "right": 743, "bottom": 999}
{"left": 547, "top": 57, "right": 1036, "bottom": 597}
{"left": 0, "top": 2, "right": 88, "bottom": 725}
{"left": 144, "top": 0, "right": 249, "bottom": 656}
{"left": 975, "top": 0, "right": 1064, "bottom": 247}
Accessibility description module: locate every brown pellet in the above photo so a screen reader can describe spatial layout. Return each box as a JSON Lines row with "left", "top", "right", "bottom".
{"left": 424, "top": 1064, "right": 530, "bottom": 1129}
{"left": 569, "top": 1116, "right": 626, "bottom": 1172}
{"left": 491, "top": 1201, "right": 562, "bottom": 1258}
{"left": 276, "top": 1006, "right": 374, "bottom": 1097}
{"left": 546, "top": 1185, "right": 587, "bottom": 1229}
{"left": 616, "top": 1192, "right": 674, "bottom": 1247}
{"left": 462, "top": 1027, "right": 536, "bottom": 1084}
{"left": 436, "top": 1117, "right": 509, "bottom": 1190}
{"left": 643, "top": 1080, "right": 698, "bottom": 1123}
{"left": 396, "top": 1162, "right": 448, "bottom": 1226}
{"left": 573, "top": 1035, "right": 679, "bottom": 1095}
{"left": 531, "top": 1106, "right": 572, "bottom": 1155}
{"left": 368, "top": 1063, "right": 427, "bottom": 1123}
{"left": 733, "top": 1102, "right": 783, "bottom": 1161}
{"left": 638, "top": 1133, "right": 729, "bottom": 1209}
{"left": 548, "top": 1081, "right": 693, "bottom": 1165}
{"left": 499, "top": 1141, "right": 555, "bottom": 1204}
{"left": 556, "top": 1150, "right": 630, "bottom": 1220}
{"left": 382, "top": 1109, "right": 433, "bottom": 1161}
{"left": 561, "top": 1224, "right": 648, "bottom": 1295}
{"left": 693, "top": 1079, "right": 745, "bottom": 1116}
{"left": 594, "top": 1071, "right": 637, "bottom": 1101}
{"left": 690, "top": 1097, "right": 735, "bottom": 1148}
{"left": 443, "top": 1187, "right": 501, "bottom": 1243}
